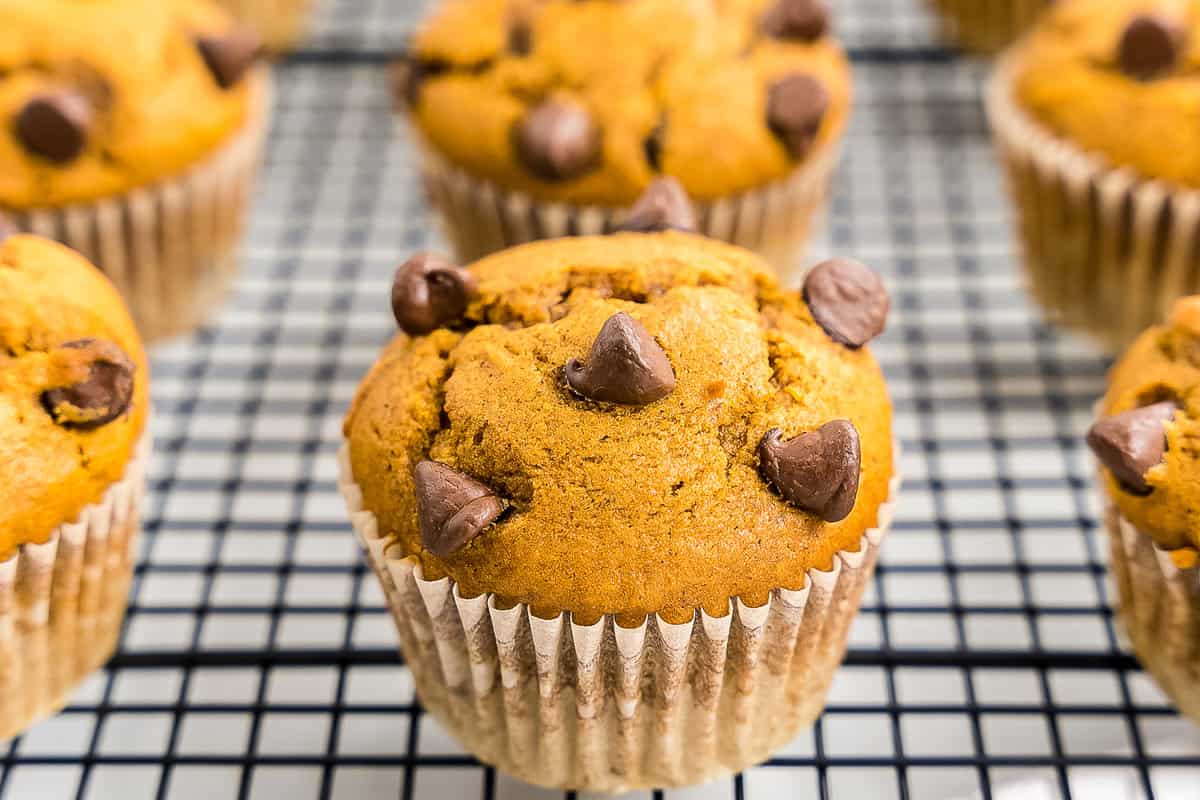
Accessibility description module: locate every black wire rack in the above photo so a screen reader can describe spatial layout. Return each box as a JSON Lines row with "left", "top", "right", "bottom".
{"left": 2, "top": 1, "right": 1199, "bottom": 798}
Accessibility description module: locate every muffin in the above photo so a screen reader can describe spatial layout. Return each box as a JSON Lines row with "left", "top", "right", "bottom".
{"left": 924, "top": 0, "right": 1054, "bottom": 54}
{"left": 0, "top": 0, "right": 270, "bottom": 341}
{"left": 215, "top": 0, "right": 315, "bottom": 52}
{"left": 987, "top": 0, "right": 1200, "bottom": 350}
{"left": 1088, "top": 296, "right": 1200, "bottom": 723}
{"left": 397, "top": 0, "right": 851, "bottom": 280}
{"left": 337, "top": 200, "right": 897, "bottom": 790}
{"left": 0, "top": 232, "right": 150, "bottom": 740}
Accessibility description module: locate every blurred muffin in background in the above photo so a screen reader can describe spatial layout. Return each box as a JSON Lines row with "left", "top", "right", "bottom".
{"left": 0, "top": 0, "right": 271, "bottom": 342}
{"left": 987, "top": 0, "right": 1200, "bottom": 350}
{"left": 216, "top": 0, "right": 315, "bottom": 52}
{"left": 1088, "top": 296, "right": 1200, "bottom": 722}
{"left": 924, "top": 0, "right": 1054, "bottom": 55}
{"left": 396, "top": 0, "right": 851, "bottom": 282}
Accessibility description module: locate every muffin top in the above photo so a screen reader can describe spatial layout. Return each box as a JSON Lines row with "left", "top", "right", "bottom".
{"left": 344, "top": 230, "right": 893, "bottom": 625}
{"left": 1014, "top": 0, "right": 1200, "bottom": 188}
{"left": 399, "top": 0, "right": 850, "bottom": 204}
{"left": 0, "top": 233, "right": 149, "bottom": 562}
{"left": 0, "top": 0, "right": 262, "bottom": 208}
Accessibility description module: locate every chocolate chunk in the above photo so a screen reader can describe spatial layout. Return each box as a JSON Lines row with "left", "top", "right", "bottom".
{"left": 196, "top": 27, "right": 263, "bottom": 89}
{"left": 761, "top": 0, "right": 831, "bottom": 41}
{"left": 766, "top": 72, "right": 830, "bottom": 159}
{"left": 758, "top": 420, "right": 861, "bottom": 522}
{"left": 1118, "top": 13, "right": 1185, "bottom": 80}
{"left": 1086, "top": 401, "right": 1177, "bottom": 495}
{"left": 14, "top": 91, "right": 93, "bottom": 164}
{"left": 414, "top": 460, "right": 506, "bottom": 557}
{"left": 615, "top": 177, "right": 697, "bottom": 233}
{"left": 508, "top": 20, "right": 533, "bottom": 55}
{"left": 564, "top": 312, "right": 676, "bottom": 406}
{"left": 391, "top": 252, "right": 476, "bottom": 336}
{"left": 41, "top": 339, "right": 136, "bottom": 430}
{"left": 514, "top": 99, "right": 602, "bottom": 181}
{"left": 803, "top": 258, "right": 890, "bottom": 348}
{"left": 643, "top": 118, "right": 665, "bottom": 171}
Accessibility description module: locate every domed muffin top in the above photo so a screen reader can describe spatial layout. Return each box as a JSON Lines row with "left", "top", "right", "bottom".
{"left": 399, "top": 0, "right": 850, "bottom": 205}
{"left": 344, "top": 232, "right": 894, "bottom": 625}
{"left": 1014, "top": 0, "right": 1200, "bottom": 188}
{"left": 0, "top": 233, "right": 149, "bottom": 560}
{"left": 0, "top": 0, "right": 262, "bottom": 208}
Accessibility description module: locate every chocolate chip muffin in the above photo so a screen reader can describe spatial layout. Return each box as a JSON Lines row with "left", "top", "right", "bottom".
{"left": 338, "top": 206, "right": 897, "bottom": 789}
{"left": 987, "top": 0, "right": 1200, "bottom": 349}
{"left": 0, "top": 0, "right": 270, "bottom": 341}
{"left": 397, "top": 0, "right": 851, "bottom": 278}
{"left": 0, "top": 232, "right": 150, "bottom": 740}
{"left": 1088, "top": 296, "right": 1200, "bottom": 723}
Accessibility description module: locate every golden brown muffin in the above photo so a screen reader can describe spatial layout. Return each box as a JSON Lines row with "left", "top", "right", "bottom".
{"left": 344, "top": 232, "right": 893, "bottom": 625}
{"left": 0, "top": 0, "right": 260, "bottom": 207}
{"left": 0, "top": 234, "right": 149, "bottom": 561}
{"left": 1014, "top": 0, "right": 1200, "bottom": 188}
{"left": 400, "top": 0, "right": 851, "bottom": 205}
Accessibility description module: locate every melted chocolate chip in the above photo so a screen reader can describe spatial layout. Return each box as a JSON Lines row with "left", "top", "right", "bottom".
{"left": 391, "top": 252, "right": 476, "bottom": 336}
{"left": 15, "top": 90, "right": 93, "bottom": 164}
{"left": 803, "top": 258, "right": 890, "bottom": 348}
{"left": 413, "top": 460, "right": 506, "bottom": 557}
{"left": 615, "top": 177, "right": 697, "bottom": 233}
{"left": 758, "top": 420, "right": 861, "bottom": 522}
{"left": 41, "top": 339, "right": 136, "bottom": 430}
{"left": 564, "top": 312, "right": 676, "bottom": 406}
{"left": 514, "top": 99, "right": 602, "bottom": 181}
{"left": 761, "top": 0, "right": 831, "bottom": 41}
{"left": 1086, "top": 401, "right": 1177, "bottom": 495}
{"left": 1118, "top": 13, "right": 1185, "bottom": 81}
{"left": 766, "top": 72, "right": 830, "bottom": 159}
{"left": 196, "top": 27, "right": 263, "bottom": 89}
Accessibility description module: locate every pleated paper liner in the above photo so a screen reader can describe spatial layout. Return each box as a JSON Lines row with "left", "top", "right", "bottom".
{"left": 216, "top": 0, "right": 315, "bottom": 52}
{"left": 0, "top": 429, "right": 150, "bottom": 741}
{"left": 2, "top": 72, "right": 271, "bottom": 343}
{"left": 924, "top": 0, "right": 1052, "bottom": 55}
{"left": 987, "top": 54, "right": 1200, "bottom": 352}
{"left": 338, "top": 445, "right": 899, "bottom": 792}
{"left": 411, "top": 129, "right": 841, "bottom": 287}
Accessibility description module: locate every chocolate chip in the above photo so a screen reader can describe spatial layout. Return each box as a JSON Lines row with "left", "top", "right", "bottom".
{"left": 766, "top": 72, "right": 829, "bottom": 159}
{"left": 761, "top": 0, "right": 831, "bottom": 41}
{"left": 615, "top": 177, "right": 697, "bottom": 233}
{"left": 803, "top": 258, "right": 890, "bottom": 348}
{"left": 14, "top": 91, "right": 93, "bottom": 164}
{"left": 41, "top": 339, "right": 136, "bottom": 430}
{"left": 508, "top": 20, "right": 533, "bottom": 55}
{"left": 1118, "top": 13, "right": 1185, "bottom": 80}
{"left": 758, "top": 420, "right": 861, "bottom": 522}
{"left": 514, "top": 99, "right": 602, "bottom": 181}
{"left": 564, "top": 312, "right": 675, "bottom": 406}
{"left": 391, "top": 252, "right": 476, "bottom": 336}
{"left": 1087, "top": 401, "right": 1177, "bottom": 495}
{"left": 413, "top": 460, "right": 506, "bottom": 557}
{"left": 196, "top": 27, "right": 263, "bottom": 90}
{"left": 643, "top": 117, "right": 665, "bottom": 171}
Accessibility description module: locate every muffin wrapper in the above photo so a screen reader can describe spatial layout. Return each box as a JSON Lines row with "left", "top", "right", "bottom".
{"left": 338, "top": 445, "right": 899, "bottom": 792}
{"left": 217, "top": 0, "right": 315, "bottom": 51}
{"left": 924, "top": 0, "right": 1051, "bottom": 54}
{"left": 986, "top": 55, "right": 1200, "bottom": 351}
{"left": 3, "top": 72, "right": 271, "bottom": 343}
{"left": 410, "top": 128, "right": 840, "bottom": 285}
{"left": 0, "top": 429, "right": 149, "bottom": 741}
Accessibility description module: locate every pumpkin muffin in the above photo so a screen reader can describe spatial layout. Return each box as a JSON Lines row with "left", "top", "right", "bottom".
{"left": 215, "top": 0, "right": 315, "bottom": 52}
{"left": 0, "top": 0, "right": 271, "bottom": 341}
{"left": 1088, "top": 296, "right": 1200, "bottom": 723}
{"left": 338, "top": 202, "right": 897, "bottom": 790}
{"left": 0, "top": 232, "right": 150, "bottom": 740}
{"left": 397, "top": 0, "right": 851, "bottom": 278}
{"left": 924, "top": 0, "right": 1054, "bottom": 54}
{"left": 987, "top": 0, "right": 1200, "bottom": 349}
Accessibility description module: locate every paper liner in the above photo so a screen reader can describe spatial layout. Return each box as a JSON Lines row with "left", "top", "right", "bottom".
{"left": 338, "top": 445, "right": 899, "bottom": 791}
{"left": 924, "top": 0, "right": 1052, "bottom": 54}
{"left": 216, "top": 0, "right": 315, "bottom": 51}
{"left": 0, "top": 428, "right": 150, "bottom": 741}
{"left": 410, "top": 129, "right": 841, "bottom": 286}
{"left": 986, "top": 54, "right": 1200, "bottom": 351}
{"left": 2, "top": 72, "right": 271, "bottom": 343}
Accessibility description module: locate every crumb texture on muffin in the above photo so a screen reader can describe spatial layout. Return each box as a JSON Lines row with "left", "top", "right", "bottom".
{"left": 344, "top": 234, "right": 893, "bottom": 624}
{"left": 0, "top": 0, "right": 256, "bottom": 207}
{"left": 1014, "top": 0, "right": 1200, "bottom": 188}
{"left": 402, "top": 0, "right": 851, "bottom": 204}
{"left": 0, "top": 235, "right": 148, "bottom": 560}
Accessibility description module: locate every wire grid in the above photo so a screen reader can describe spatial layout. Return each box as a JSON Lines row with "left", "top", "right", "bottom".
{"left": 3, "top": 0, "right": 1200, "bottom": 798}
